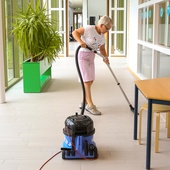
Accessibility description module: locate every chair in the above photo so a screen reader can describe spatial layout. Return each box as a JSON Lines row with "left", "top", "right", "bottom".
{"left": 138, "top": 103, "right": 170, "bottom": 153}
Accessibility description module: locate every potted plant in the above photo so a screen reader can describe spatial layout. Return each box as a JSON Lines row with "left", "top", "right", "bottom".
{"left": 12, "top": 1, "right": 63, "bottom": 92}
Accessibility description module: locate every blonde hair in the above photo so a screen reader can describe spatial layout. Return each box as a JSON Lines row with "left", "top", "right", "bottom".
{"left": 98, "top": 15, "right": 113, "bottom": 27}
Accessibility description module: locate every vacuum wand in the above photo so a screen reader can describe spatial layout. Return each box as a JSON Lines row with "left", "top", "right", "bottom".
{"left": 86, "top": 46, "right": 134, "bottom": 113}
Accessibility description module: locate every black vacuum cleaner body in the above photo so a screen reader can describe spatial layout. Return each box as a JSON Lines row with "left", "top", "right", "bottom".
{"left": 61, "top": 46, "right": 98, "bottom": 159}
{"left": 61, "top": 113, "right": 98, "bottom": 159}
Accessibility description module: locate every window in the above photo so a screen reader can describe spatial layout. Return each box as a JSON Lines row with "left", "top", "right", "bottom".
{"left": 5, "top": 0, "right": 14, "bottom": 82}
{"left": 139, "top": 6, "right": 153, "bottom": 42}
{"left": 157, "top": 2, "right": 166, "bottom": 45}
{"left": 4, "top": 0, "right": 24, "bottom": 89}
{"left": 48, "top": 0, "right": 65, "bottom": 55}
{"left": 157, "top": 2, "right": 170, "bottom": 47}
{"left": 157, "top": 52, "right": 170, "bottom": 77}
{"left": 4, "top": 0, "right": 43, "bottom": 90}
{"left": 138, "top": 1, "right": 170, "bottom": 79}
{"left": 139, "top": 45, "right": 152, "bottom": 79}
{"left": 168, "top": 5, "right": 170, "bottom": 47}
{"left": 110, "top": 0, "right": 127, "bottom": 56}
{"left": 139, "top": 0, "right": 151, "bottom": 4}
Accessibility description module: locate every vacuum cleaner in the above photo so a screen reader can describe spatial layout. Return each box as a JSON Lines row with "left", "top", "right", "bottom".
{"left": 61, "top": 44, "right": 135, "bottom": 159}
{"left": 61, "top": 46, "right": 98, "bottom": 159}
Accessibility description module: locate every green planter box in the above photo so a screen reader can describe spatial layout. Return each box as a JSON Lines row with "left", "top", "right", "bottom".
{"left": 23, "top": 58, "right": 51, "bottom": 93}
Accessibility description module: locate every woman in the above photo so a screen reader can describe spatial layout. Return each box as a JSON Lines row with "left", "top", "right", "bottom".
{"left": 72, "top": 15, "right": 113, "bottom": 115}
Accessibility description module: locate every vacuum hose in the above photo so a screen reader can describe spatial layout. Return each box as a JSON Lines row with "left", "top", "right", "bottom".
{"left": 75, "top": 45, "right": 86, "bottom": 115}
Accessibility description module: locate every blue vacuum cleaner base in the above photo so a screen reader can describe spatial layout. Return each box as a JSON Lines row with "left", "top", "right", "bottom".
{"left": 61, "top": 114, "right": 98, "bottom": 159}
{"left": 62, "top": 135, "right": 98, "bottom": 159}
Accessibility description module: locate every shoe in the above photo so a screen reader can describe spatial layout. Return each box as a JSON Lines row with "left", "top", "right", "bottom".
{"left": 79, "top": 102, "right": 87, "bottom": 109}
{"left": 85, "top": 104, "right": 101, "bottom": 115}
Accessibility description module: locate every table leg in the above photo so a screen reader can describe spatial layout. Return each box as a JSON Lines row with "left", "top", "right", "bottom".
{"left": 134, "top": 85, "right": 138, "bottom": 140}
{"left": 146, "top": 99, "right": 152, "bottom": 170}
{"left": 167, "top": 112, "right": 170, "bottom": 138}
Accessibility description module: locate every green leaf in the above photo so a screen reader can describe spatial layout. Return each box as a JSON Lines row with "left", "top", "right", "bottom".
{"left": 11, "top": 0, "right": 63, "bottom": 62}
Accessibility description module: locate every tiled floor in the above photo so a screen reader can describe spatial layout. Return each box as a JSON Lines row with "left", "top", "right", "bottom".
{"left": 0, "top": 43, "right": 170, "bottom": 170}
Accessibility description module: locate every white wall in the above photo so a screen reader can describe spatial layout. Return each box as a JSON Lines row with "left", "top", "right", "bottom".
{"left": 69, "top": 0, "right": 105, "bottom": 27}
{"left": 69, "top": 7, "right": 74, "bottom": 32}
{"left": 82, "top": 0, "right": 88, "bottom": 26}
{"left": 127, "top": 1, "right": 138, "bottom": 74}
{"left": 0, "top": 0, "right": 5, "bottom": 103}
{"left": 87, "top": 0, "right": 106, "bottom": 25}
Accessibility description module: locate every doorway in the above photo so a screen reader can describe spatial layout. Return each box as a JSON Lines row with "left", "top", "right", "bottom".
{"left": 73, "top": 12, "right": 82, "bottom": 30}
{"left": 69, "top": 12, "right": 82, "bottom": 56}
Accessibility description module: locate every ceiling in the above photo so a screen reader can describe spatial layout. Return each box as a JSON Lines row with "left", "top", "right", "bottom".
{"left": 69, "top": 0, "right": 82, "bottom": 8}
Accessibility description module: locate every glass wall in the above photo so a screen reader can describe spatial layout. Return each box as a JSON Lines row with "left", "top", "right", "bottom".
{"left": 2, "top": 0, "right": 66, "bottom": 90}
{"left": 157, "top": 52, "right": 170, "bottom": 77}
{"left": 139, "top": 6, "right": 153, "bottom": 42}
{"left": 157, "top": 2, "right": 166, "bottom": 45}
{"left": 139, "top": 0, "right": 152, "bottom": 4}
{"left": 168, "top": 5, "right": 170, "bottom": 47}
{"left": 110, "top": 0, "right": 127, "bottom": 56}
{"left": 148, "top": 6, "right": 153, "bottom": 42}
{"left": 4, "top": 0, "right": 25, "bottom": 89}
{"left": 157, "top": 2, "right": 170, "bottom": 47}
{"left": 3, "top": 0, "right": 43, "bottom": 90}
{"left": 138, "top": 0, "right": 170, "bottom": 79}
{"left": 5, "top": 0, "right": 14, "bottom": 82}
{"left": 139, "top": 45, "right": 152, "bottom": 78}
{"left": 48, "top": 0, "right": 65, "bottom": 55}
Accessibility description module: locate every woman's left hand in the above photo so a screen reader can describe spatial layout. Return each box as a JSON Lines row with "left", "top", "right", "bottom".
{"left": 103, "top": 57, "right": 110, "bottom": 64}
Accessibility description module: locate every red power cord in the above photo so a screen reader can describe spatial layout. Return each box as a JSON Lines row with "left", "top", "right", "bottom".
{"left": 39, "top": 151, "right": 62, "bottom": 170}
{"left": 39, "top": 126, "right": 97, "bottom": 169}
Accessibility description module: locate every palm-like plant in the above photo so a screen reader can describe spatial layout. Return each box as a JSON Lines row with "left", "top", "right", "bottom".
{"left": 12, "top": 1, "right": 63, "bottom": 63}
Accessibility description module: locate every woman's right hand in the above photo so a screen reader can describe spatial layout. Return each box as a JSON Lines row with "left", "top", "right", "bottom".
{"left": 80, "top": 42, "right": 87, "bottom": 48}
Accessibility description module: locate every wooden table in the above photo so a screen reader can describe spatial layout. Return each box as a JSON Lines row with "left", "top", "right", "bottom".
{"left": 134, "top": 77, "right": 170, "bottom": 170}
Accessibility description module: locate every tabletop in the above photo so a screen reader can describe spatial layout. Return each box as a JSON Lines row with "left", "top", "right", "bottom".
{"left": 134, "top": 77, "right": 170, "bottom": 101}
